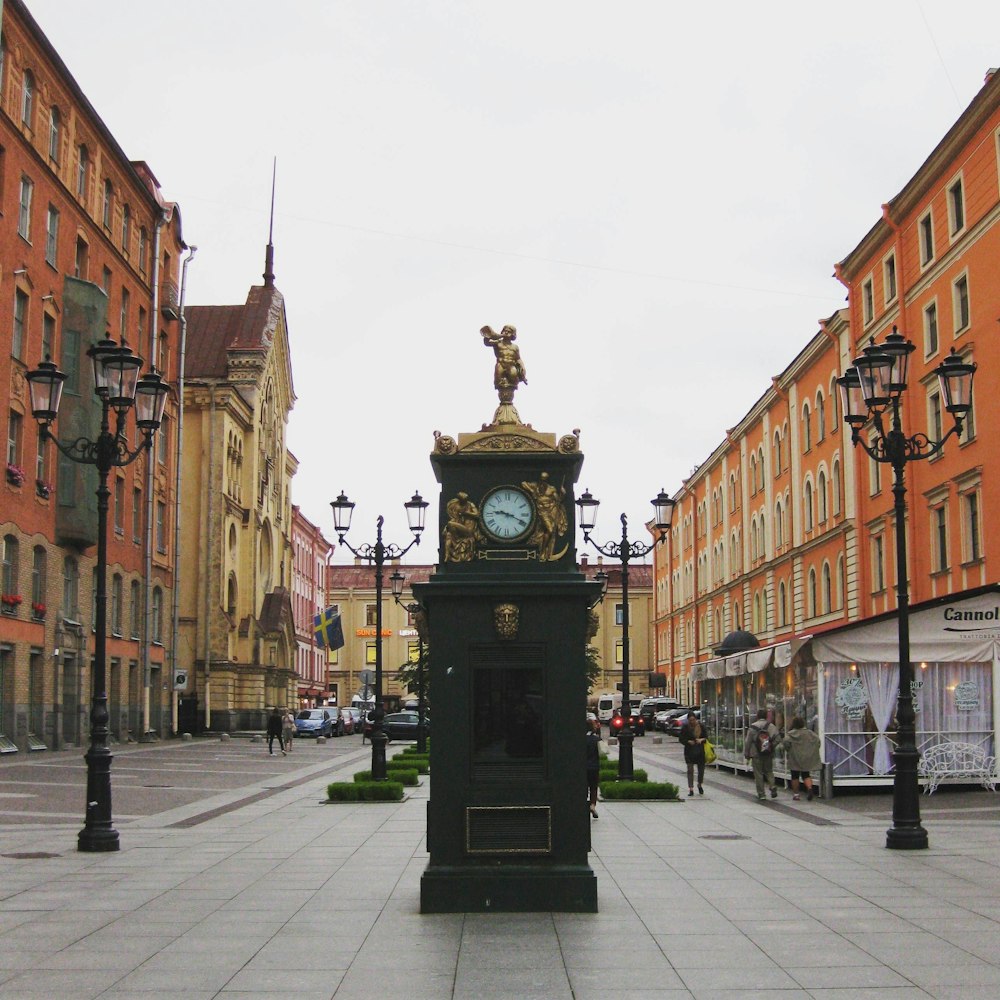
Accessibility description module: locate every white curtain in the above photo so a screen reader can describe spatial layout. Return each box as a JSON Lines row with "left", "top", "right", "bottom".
{"left": 859, "top": 661, "right": 899, "bottom": 775}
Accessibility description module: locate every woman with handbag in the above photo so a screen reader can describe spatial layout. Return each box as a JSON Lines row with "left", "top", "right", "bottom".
{"left": 678, "top": 711, "right": 707, "bottom": 797}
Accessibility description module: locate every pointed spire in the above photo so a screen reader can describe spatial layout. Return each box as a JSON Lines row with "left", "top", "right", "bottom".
{"left": 263, "top": 157, "right": 276, "bottom": 287}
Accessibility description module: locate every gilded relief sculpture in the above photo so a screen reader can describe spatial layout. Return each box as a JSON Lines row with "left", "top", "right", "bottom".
{"left": 482, "top": 324, "right": 527, "bottom": 425}
{"left": 442, "top": 491, "right": 480, "bottom": 562}
{"left": 494, "top": 602, "right": 520, "bottom": 640}
{"left": 522, "top": 472, "right": 568, "bottom": 561}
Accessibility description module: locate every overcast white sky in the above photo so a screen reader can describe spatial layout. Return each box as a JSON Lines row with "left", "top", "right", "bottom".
{"left": 24, "top": 1, "right": 1000, "bottom": 562}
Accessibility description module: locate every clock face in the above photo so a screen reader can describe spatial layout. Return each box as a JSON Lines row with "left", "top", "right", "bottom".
{"left": 481, "top": 487, "right": 535, "bottom": 542}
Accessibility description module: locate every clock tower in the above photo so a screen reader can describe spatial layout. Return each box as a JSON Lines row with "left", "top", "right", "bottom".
{"left": 417, "top": 326, "right": 599, "bottom": 913}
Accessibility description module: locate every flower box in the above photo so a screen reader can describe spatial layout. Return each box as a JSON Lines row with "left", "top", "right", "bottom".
{"left": 5, "top": 463, "right": 25, "bottom": 487}
{"left": 31, "top": 602, "right": 46, "bottom": 619}
{"left": 1, "top": 594, "right": 23, "bottom": 614}
{"left": 36, "top": 480, "right": 53, "bottom": 499}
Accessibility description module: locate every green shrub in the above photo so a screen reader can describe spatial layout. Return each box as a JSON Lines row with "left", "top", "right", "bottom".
{"left": 599, "top": 767, "right": 647, "bottom": 783}
{"left": 354, "top": 768, "right": 418, "bottom": 786}
{"left": 388, "top": 759, "right": 428, "bottom": 775}
{"left": 328, "top": 781, "right": 404, "bottom": 802}
{"left": 599, "top": 780, "right": 680, "bottom": 801}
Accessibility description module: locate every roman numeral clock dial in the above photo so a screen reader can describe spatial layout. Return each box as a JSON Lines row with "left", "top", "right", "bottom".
{"left": 481, "top": 487, "right": 534, "bottom": 542}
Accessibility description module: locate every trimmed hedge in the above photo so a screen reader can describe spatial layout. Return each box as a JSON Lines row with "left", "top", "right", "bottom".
{"left": 354, "top": 768, "right": 418, "bottom": 786}
{"left": 599, "top": 780, "right": 680, "bottom": 801}
{"left": 599, "top": 767, "right": 647, "bottom": 783}
{"left": 327, "top": 781, "right": 404, "bottom": 802}
{"left": 389, "top": 757, "right": 428, "bottom": 774}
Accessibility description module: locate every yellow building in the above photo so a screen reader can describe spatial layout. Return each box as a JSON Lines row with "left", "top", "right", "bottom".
{"left": 175, "top": 248, "right": 297, "bottom": 732}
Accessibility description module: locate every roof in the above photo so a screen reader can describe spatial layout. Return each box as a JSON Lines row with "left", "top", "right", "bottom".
{"left": 328, "top": 563, "right": 435, "bottom": 591}
{"left": 185, "top": 284, "right": 285, "bottom": 378}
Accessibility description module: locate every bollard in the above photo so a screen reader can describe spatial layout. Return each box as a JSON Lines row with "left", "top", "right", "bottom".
{"left": 181, "top": 732, "right": 193, "bottom": 742}
{"left": 220, "top": 733, "right": 231, "bottom": 742}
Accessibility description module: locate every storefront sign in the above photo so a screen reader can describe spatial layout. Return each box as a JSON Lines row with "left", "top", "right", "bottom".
{"left": 954, "top": 680, "right": 980, "bottom": 712}
{"left": 399, "top": 628, "right": 419, "bottom": 638}
{"left": 355, "top": 628, "right": 393, "bottom": 637}
{"left": 835, "top": 676, "right": 869, "bottom": 720}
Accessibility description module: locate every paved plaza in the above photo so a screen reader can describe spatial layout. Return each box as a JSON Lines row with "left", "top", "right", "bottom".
{"left": 1, "top": 739, "right": 999, "bottom": 999}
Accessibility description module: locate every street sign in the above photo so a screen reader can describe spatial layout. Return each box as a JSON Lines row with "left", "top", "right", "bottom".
{"left": 358, "top": 670, "right": 375, "bottom": 685}
{"left": 173, "top": 669, "right": 188, "bottom": 690}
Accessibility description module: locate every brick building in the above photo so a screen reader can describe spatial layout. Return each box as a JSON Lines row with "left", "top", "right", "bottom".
{"left": 291, "top": 504, "right": 332, "bottom": 707}
{"left": 0, "top": 0, "right": 186, "bottom": 751}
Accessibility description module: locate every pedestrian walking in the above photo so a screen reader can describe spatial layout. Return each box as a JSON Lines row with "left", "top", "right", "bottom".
{"left": 743, "top": 708, "right": 779, "bottom": 800}
{"left": 586, "top": 717, "right": 601, "bottom": 818}
{"left": 266, "top": 707, "right": 285, "bottom": 756}
{"left": 282, "top": 708, "right": 296, "bottom": 752}
{"left": 780, "top": 716, "right": 821, "bottom": 800}
{"left": 678, "top": 711, "right": 707, "bottom": 797}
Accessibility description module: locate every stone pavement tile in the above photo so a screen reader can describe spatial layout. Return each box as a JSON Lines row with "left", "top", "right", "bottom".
{"left": 751, "top": 935, "right": 883, "bottom": 967}
{"left": 217, "top": 993, "right": 332, "bottom": 1000}
{"left": 568, "top": 966, "right": 687, "bottom": 992}
{"left": 926, "top": 988, "right": 1000, "bottom": 1000}
{"left": 0, "top": 967, "right": 124, "bottom": 998}
{"left": 685, "top": 988, "right": 812, "bottom": 1000}
{"left": 334, "top": 969, "right": 455, "bottom": 999}
{"left": 803, "top": 990, "right": 933, "bottom": 1000}
{"left": 0, "top": 948, "right": 54, "bottom": 971}
{"left": 785, "top": 965, "right": 913, "bottom": 989}
{"left": 677, "top": 966, "right": 801, "bottom": 991}
{"left": 843, "top": 931, "right": 980, "bottom": 965}
{"left": 224, "top": 967, "right": 346, "bottom": 992}
{"left": 456, "top": 965, "right": 573, "bottom": 994}
{"left": 815, "top": 912, "right": 926, "bottom": 934}
{"left": 899, "top": 964, "right": 1000, "bottom": 988}
{"left": 556, "top": 991, "right": 693, "bottom": 1000}
{"left": 114, "top": 964, "right": 242, "bottom": 992}
{"left": 37, "top": 939, "right": 166, "bottom": 970}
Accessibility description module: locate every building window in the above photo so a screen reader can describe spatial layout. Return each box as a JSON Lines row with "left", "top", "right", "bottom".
{"left": 963, "top": 491, "right": 981, "bottom": 563}
{"left": 615, "top": 603, "right": 624, "bottom": 626}
{"left": 923, "top": 300, "right": 939, "bottom": 357}
{"left": 778, "top": 581, "right": 787, "bottom": 627}
{"left": 114, "top": 477, "right": 124, "bottom": 533}
{"left": 832, "top": 458, "right": 842, "bottom": 516}
{"left": 35, "top": 427, "right": 47, "bottom": 483}
{"left": 868, "top": 437, "right": 881, "bottom": 495}
{"left": 773, "top": 431, "right": 781, "bottom": 475}
{"left": 807, "top": 568, "right": 817, "bottom": 618}
{"left": 822, "top": 563, "right": 832, "bottom": 614}
{"left": 615, "top": 640, "right": 624, "bottom": 664}
{"left": 365, "top": 643, "right": 377, "bottom": 665}
{"left": 365, "top": 603, "right": 377, "bottom": 627}
{"left": 102, "top": 179, "right": 112, "bottom": 229}
{"left": 12, "top": 288, "right": 27, "bottom": 359}
{"left": 816, "top": 392, "right": 826, "bottom": 442}
{"left": 872, "top": 535, "right": 885, "bottom": 593}
{"left": 62, "top": 556, "right": 79, "bottom": 618}
{"left": 120, "top": 287, "right": 129, "bottom": 340}
{"left": 927, "top": 390, "right": 943, "bottom": 446}
{"left": 75, "top": 236, "right": 89, "bottom": 280}
{"left": 948, "top": 176, "right": 965, "bottom": 236}
{"left": 132, "top": 487, "right": 142, "bottom": 542}
{"left": 31, "top": 546, "right": 45, "bottom": 608}
{"left": 138, "top": 227, "right": 148, "bottom": 275}
{"left": 919, "top": 210, "right": 934, "bottom": 266}
{"left": 157, "top": 414, "right": 169, "bottom": 465}
{"left": 1, "top": 535, "right": 18, "bottom": 598}
{"left": 130, "top": 579, "right": 140, "bottom": 637}
{"left": 155, "top": 500, "right": 167, "bottom": 553}
{"left": 45, "top": 204, "right": 59, "bottom": 266}
{"left": 76, "top": 145, "right": 89, "bottom": 200}
{"left": 802, "top": 402, "right": 811, "bottom": 452}
{"left": 102, "top": 266, "right": 111, "bottom": 293}
{"left": 121, "top": 204, "right": 130, "bottom": 254}
{"left": 111, "top": 574, "right": 123, "bottom": 635}
{"left": 883, "top": 252, "right": 897, "bottom": 303}
{"left": 20, "top": 69, "right": 34, "bottom": 127}
{"left": 862, "top": 276, "right": 874, "bottom": 325}
{"left": 18, "top": 175, "right": 32, "bottom": 239}
{"left": 151, "top": 586, "right": 163, "bottom": 643}
{"left": 952, "top": 273, "right": 970, "bottom": 333}
{"left": 804, "top": 480, "right": 814, "bottom": 531}
{"left": 7, "top": 410, "right": 21, "bottom": 466}
{"left": 817, "top": 470, "right": 828, "bottom": 523}
{"left": 774, "top": 501, "right": 783, "bottom": 549}
{"left": 48, "top": 106, "right": 61, "bottom": 162}
{"left": 933, "top": 506, "right": 949, "bottom": 573}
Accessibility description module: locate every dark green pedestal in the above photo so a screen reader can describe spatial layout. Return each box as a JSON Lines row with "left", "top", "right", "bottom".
{"left": 421, "top": 864, "right": 597, "bottom": 913}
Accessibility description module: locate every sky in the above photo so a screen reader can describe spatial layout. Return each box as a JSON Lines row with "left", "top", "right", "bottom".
{"left": 23, "top": 0, "right": 1000, "bottom": 562}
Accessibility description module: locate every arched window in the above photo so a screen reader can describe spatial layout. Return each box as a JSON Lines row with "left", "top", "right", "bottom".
{"left": 773, "top": 431, "right": 782, "bottom": 475}
{"left": 121, "top": 204, "right": 130, "bottom": 253}
{"left": 102, "top": 178, "right": 113, "bottom": 228}
{"left": 774, "top": 500, "right": 783, "bottom": 548}
{"left": 750, "top": 516, "right": 758, "bottom": 562}
{"left": 822, "top": 562, "right": 832, "bottom": 614}
{"left": 227, "top": 573, "right": 237, "bottom": 617}
{"left": 48, "top": 105, "right": 61, "bottom": 162}
{"left": 734, "top": 600, "right": 742, "bottom": 630}
{"left": 778, "top": 581, "right": 787, "bottom": 627}
{"left": 816, "top": 391, "right": 826, "bottom": 442}
{"left": 151, "top": 586, "right": 163, "bottom": 643}
{"left": 753, "top": 591, "right": 762, "bottom": 632}
{"left": 817, "top": 470, "right": 828, "bottom": 523}
{"left": 804, "top": 480, "right": 814, "bottom": 531}
{"left": 837, "top": 555, "right": 845, "bottom": 610}
{"left": 111, "top": 573, "right": 123, "bottom": 634}
{"left": 829, "top": 376, "right": 839, "bottom": 431}
{"left": 832, "top": 458, "right": 842, "bottom": 516}
{"left": 749, "top": 455, "right": 757, "bottom": 495}
{"left": 729, "top": 472, "right": 738, "bottom": 509}
{"left": 802, "top": 402, "right": 812, "bottom": 452}
{"left": 808, "top": 568, "right": 817, "bottom": 618}
{"left": 21, "top": 69, "right": 34, "bottom": 126}
{"left": 130, "top": 580, "right": 141, "bottom": 638}
{"left": 757, "top": 447, "right": 765, "bottom": 491}
{"left": 76, "top": 145, "right": 89, "bottom": 200}
{"left": 2, "top": 534, "right": 19, "bottom": 599}
{"left": 31, "top": 545, "right": 46, "bottom": 609}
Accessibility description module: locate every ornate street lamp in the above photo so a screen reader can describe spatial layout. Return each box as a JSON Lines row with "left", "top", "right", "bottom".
{"left": 390, "top": 569, "right": 428, "bottom": 754}
{"left": 330, "top": 491, "right": 428, "bottom": 779}
{"left": 26, "top": 344, "right": 169, "bottom": 853}
{"left": 838, "top": 327, "right": 976, "bottom": 850}
{"left": 576, "top": 488, "right": 675, "bottom": 780}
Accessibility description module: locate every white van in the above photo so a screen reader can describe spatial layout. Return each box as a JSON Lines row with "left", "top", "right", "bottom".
{"left": 597, "top": 692, "right": 622, "bottom": 724}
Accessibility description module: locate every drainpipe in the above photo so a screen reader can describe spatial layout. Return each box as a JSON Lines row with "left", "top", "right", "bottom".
{"left": 203, "top": 385, "right": 215, "bottom": 729}
{"left": 169, "top": 245, "right": 197, "bottom": 734}
{"left": 138, "top": 214, "right": 165, "bottom": 740}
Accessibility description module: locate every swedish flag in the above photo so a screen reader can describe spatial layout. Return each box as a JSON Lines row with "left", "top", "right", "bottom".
{"left": 313, "top": 607, "right": 345, "bottom": 650}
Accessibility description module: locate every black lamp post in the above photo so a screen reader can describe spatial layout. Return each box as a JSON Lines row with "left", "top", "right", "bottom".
{"left": 576, "top": 489, "right": 676, "bottom": 781}
{"left": 839, "top": 327, "right": 976, "bottom": 850}
{"left": 390, "top": 569, "right": 427, "bottom": 754}
{"left": 330, "top": 491, "right": 428, "bottom": 779}
{"left": 26, "top": 343, "right": 169, "bottom": 852}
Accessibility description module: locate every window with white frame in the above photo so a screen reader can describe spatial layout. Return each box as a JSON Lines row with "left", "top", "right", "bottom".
{"left": 822, "top": 563, "right": 832, "bottom": 614}
{"left": 802, "top": 402, "right": 811, "bottom": 452}
{"left": 615, "top": 603, "right": 624, "bottom": 626}
{"left": 883, "top": 252, "right": 897, "bottom": 303}
{"left": 102, "top": 179, "right": 112, "bottom": 229}
{"left": 962, "top": 490, "right": 981, "bottom": 563}
{"left": 48, "top": 106, "right": 61, "bottom": 162}
{"left": 923, "top": 300, "right": 939, "bottom": 357}
{"left": 832, "top": 458, "right": 842, "bottom": 516}
{"left": 817, "top": 469, "right": 828, "bottom": 522}
{"left": 947, "top": 176, "right": 965, "bottom": 236}
{"left": 807, "top": 568, "right": 817, "bottom": 618}
{"left": 804, "top": 479, "right": 814, "bottom": 530}
{"left": 21, "top": 69, "right": 34, "bottom": 127}
{"left": 932, "top": 504, "right": 949, "bottom": 573}
{"left": 952, "top": 272, "right": 970, "bottom": 333}
{"left": 816, "top": 392, "right": 826, "bottom": 442}
{"left": 12, "top": 288, "right": 27, "bottom": 359}
{"left": 778, "top": 581, "right": 787, "bottom": 627}
{"left": 773, "top": 431, "right": 781, "bottom": 475}
{"left": 18, "top": 175, "right": 32, "bottom": 239}
{"left": 872, "top": 534, "right": 885, "bottom": 592}
{"left": 836, "top": 556, "right": 845, "bottom": 610}
{"left": 919, "top": 210, "right": 934, "bottom": 266}
{"left": 862, "top": 276, "right": 875, "bottom": 326}
{"left": 868, "top": 437, "right": 881, "bottom": 495}
{"left": 121, "top": 204, "right": 130, "bottom": 254}
{"left": 45, "top": 204, "right": 58, "bottom": 266}
{"left": 927, "top": 389, "right": 943, "bottom": 448}
{"left": 774, "top": 500, "right": 783, "bottom": 549}
{"left": 76, "top": 145, "right": 88, "bottom": 200}
{"left": 7, "top": 410, "right": 21, "bottom": 466}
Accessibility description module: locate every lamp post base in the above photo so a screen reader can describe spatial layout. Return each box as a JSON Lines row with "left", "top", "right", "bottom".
{"left": 370, "top": 730, "right": 388, "bottom": 781}
{"left": 78, "top": 828, "right": 121, "bottom": 852}
{"left": 886, "top": 825, "right": 929, "bottom": 851}
{"left": 617, "top": 728, "right": 635, "bottom": 781}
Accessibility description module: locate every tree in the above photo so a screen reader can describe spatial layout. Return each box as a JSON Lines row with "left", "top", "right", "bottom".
{"left": 585, "top": 644, "right": 601, "bottom": 694}
{"left": 396, "top": 647, "right": 430, "bottom": 707}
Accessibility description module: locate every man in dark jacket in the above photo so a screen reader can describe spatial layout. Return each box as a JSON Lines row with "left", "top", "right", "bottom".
{"left": 743, "top": 709, "right": 779, "bottom": 800}
{"left": 266, "top": 708, "right": 285, "bottom": 756}
{"left": 586, "top": 717, "right": 601, "bottom": 818}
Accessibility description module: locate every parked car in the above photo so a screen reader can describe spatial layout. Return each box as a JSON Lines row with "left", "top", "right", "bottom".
{"left": 655, "top": 707, "right": 694, "bottom": 732}
{"left": 609, "top": 708, "right": 645, "bottom": 737}
{"left": 383, "top": 711, "right": 428, "bottom": 742}
{"left": 294, "top": 708, "right": 336, "bottom": 739}
{"left": 337, "top": 708, "right": 354, "bottom": 735}
{"left": 344, "top": 708, "right": 363, "bottom": 734}
{"left": 639, "top": 697, "right": 680, "bottom": 729}
{"left": 666, "top": 708, "right": 701, "bottom": 739}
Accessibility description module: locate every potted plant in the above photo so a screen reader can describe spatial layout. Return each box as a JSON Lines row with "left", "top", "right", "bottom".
{"left": 31, "top": 601, "right": 46, "bottom": 619}
{"left": 36, "top": 479, "right": 53, "bottom": 499}
{"left": 1, "top": 594, "right": 23, "bottom": 614}
{"left": 6, "top": 463, "right": 26, "bottom": 487}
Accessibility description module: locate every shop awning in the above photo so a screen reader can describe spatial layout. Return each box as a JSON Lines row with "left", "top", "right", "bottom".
{"left": 689, "top": 635, "right": 812, "bottom": 684}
